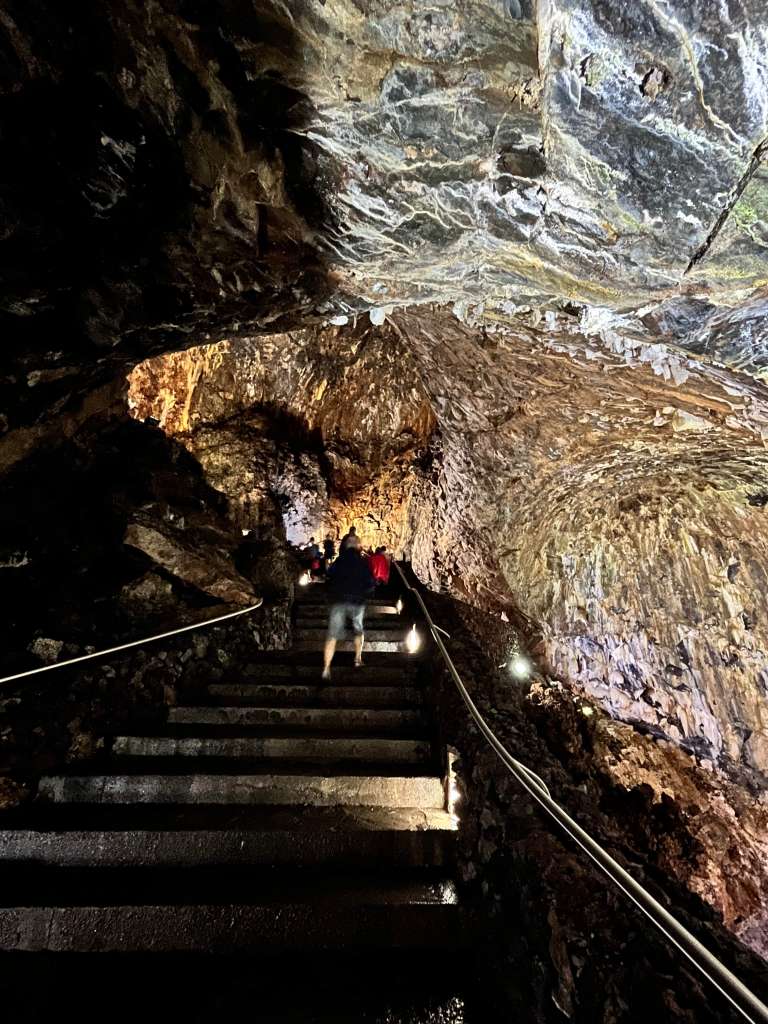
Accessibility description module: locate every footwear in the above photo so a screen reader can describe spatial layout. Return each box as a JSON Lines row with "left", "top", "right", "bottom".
{"left": 321, "top": 667, "right": 331, "bottom": 681}
{"left": 353, "top": 659, "right": 363, "bottom": 669}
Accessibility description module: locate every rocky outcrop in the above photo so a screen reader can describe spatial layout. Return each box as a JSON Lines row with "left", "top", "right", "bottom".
{"left": 0, "top": 416, "right": 260, "bottom": 679}
{"left": 124, "top": 521, "right": 256, "bottom": 606}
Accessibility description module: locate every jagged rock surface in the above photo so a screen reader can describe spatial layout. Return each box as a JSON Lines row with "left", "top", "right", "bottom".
{"left": 128, "top": 307, "right": 768, "bottom": 783}
{"left": 0, "top": 417, "right": 259, "bottom": 679}
{"left": 128, "top": 321, "right": 435, "bottom": 546}
{"left": 429, "top": 593, "right": 768, "bottom": 1014}
{"left": 3, "top": 0, "right": 768, "bottom": 432}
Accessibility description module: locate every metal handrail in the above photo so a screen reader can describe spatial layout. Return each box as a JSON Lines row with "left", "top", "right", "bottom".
{"left": 393, "top": 562, "right": 768, "bottom": 1024}
{"left": 0, "top": 600, "right": 263, "bottom": 687}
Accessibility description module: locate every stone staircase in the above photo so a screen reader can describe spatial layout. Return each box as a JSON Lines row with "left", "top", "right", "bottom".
{"left": 0, "top": 587, "right": 465, "bottom": 967}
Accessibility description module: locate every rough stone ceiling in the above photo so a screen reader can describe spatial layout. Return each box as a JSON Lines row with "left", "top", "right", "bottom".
{"left": 3, "top": 0, "right": 768, "bottom": 429}
{"left": 288, "top": 0, "right": 768, "bottom": 316}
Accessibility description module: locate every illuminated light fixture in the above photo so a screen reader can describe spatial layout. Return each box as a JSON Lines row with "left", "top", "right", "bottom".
{"left": 298, "top": 572, "right": 311, "bottom": 587}
{"left": 395, "top": 598, "right": 403, "bottom": 614}
{"left": 448, "top": 775, "right": 461, "bottom": 819}
{"left": 446, "top": 749, "right": 461, "bottom": 822}
{"left": 508, "top": 654, "right": 531, "bottom": 679}
{"left": 581, "top": 705, "right": 594, "bottom": 717}
{"left": 406, "top": 624, "right": 421, "bottom": 654}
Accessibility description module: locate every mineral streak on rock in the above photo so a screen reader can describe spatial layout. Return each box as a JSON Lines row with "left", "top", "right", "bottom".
{"left": 274, "top": 0, "right": 768, "bottom": 309}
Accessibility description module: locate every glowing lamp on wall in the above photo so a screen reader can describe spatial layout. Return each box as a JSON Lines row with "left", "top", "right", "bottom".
{"left": 508, "top": 654, "right": 531, "bottom": 679}
{"left": 395, "top": 598, "right": 403, "bottom": 614}
{"left": 298, "top": 572, "right": 310, "bottom": 587}
{"left": 406, "top": 625, "right": 421, "bottom": 654}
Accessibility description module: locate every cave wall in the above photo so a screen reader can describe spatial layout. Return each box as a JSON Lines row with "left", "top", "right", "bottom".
{"left": 387, "top": 309, "right": 768, "bottom": 779}
{"left": 126, "top": 306, "right": 768, "bottom": 780}
{"left": 127, "top": 320, "right": 436, "bottom": 547}
{"left": 425, "top": 590, "right": 768, "bottom": 1016}
{"left": 4, "top": 0, "right": 767, "bottom": 441}
{"left": 0, "top": 0, "right": 331, "bottom": 434}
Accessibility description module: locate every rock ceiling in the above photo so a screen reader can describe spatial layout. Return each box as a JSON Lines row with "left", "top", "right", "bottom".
{"left": 2, "top": 0, "right": 768, "bottom": 424}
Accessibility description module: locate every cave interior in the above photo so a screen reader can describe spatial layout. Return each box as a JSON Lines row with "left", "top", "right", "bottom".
{"left": 2, "top": 2, "right": 768, "bottom": 1022}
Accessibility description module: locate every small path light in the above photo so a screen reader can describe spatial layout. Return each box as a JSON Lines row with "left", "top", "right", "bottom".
{"left": 508, "top": 654, "right": 531, "bottom": 680}
{"left": 395, "top": 597, "right": 403, "bottom": 614}
{"left": 406, "top": 624, "right": 421, "bottom": 654}
{"left": 447, "top": 750, "right": 461, "bottom": 822}
{"left": 298, "top": 572, "right": 310, "bottom": 587}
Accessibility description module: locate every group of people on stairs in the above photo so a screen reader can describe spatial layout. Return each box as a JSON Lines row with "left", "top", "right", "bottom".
{"left": 300, "top": 527, "right": 392, "bottom": 682}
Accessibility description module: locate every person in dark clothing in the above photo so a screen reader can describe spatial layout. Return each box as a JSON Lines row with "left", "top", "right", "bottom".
{"left": 339, "top": 525, "right": 357, "bottom": 553}
{"left": 322, "top": 538, "right": 374, "bottom": 680}
{"left": 304, "top": 536, "right": 321, "bottom": 578}
{"left": 323, "top": 534, "right": 336, "bottom": 564}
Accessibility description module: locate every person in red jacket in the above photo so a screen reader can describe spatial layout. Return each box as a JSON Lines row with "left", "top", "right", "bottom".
{"left": 368, "top": 546, "right": 391, "bottom": 586}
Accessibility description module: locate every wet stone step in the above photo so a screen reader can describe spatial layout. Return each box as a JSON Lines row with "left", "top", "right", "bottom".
{"left": 0, "top": 867, "right": 458, "bottom": 906}
{"left": 168, "top": 706, "right": 424, "bottom": 731}
{"left": 37, "top": 773, "right": 447, "bottom": 809}
{"left": 112, "top": 736, "right": 433, "bottom": 764}
{"left": 206, "top": 684, "right": 423, "bottom": 708}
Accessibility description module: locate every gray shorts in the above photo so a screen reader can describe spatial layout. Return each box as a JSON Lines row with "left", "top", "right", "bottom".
{"left": 327, "top": 602, "right": 365, "bottom": 640}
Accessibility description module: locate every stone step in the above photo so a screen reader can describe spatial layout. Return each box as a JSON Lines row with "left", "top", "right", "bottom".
{"left": 292, "top": 639, "right": 405, "bottom": 653}
{"left": 169, "top": 706, "right": 424, "bottom": 732}
{"left": 0, "top": 951, "right": 476, "bottom": 1020}
{"left": 295, "top": 601, "right": 399, "bottom": 616}
{"left": 0, "top": 806, "right": 456, "bottom": 868}
{"left": 247, "top": 652, "right": 419, "bottom": 671}
{"left": 0, "top": 875, "right": 463, "bottom": 952}
{"left": 295, "top": 617, "right": 404, "bottom": 630}
{"left": 112, "top": 736, "right": 433, "bottom": 764}
{"left": 294, "top": 628, "right": 407, "bottom": 643}
{"left": 207, "top": 684, "right": 423, "bottom": 708}
{"left": 38, "top": 773, "right": 447, "bottom": 809}
{"left": 243, "top": 662, "right": 417, "bottom": 683}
